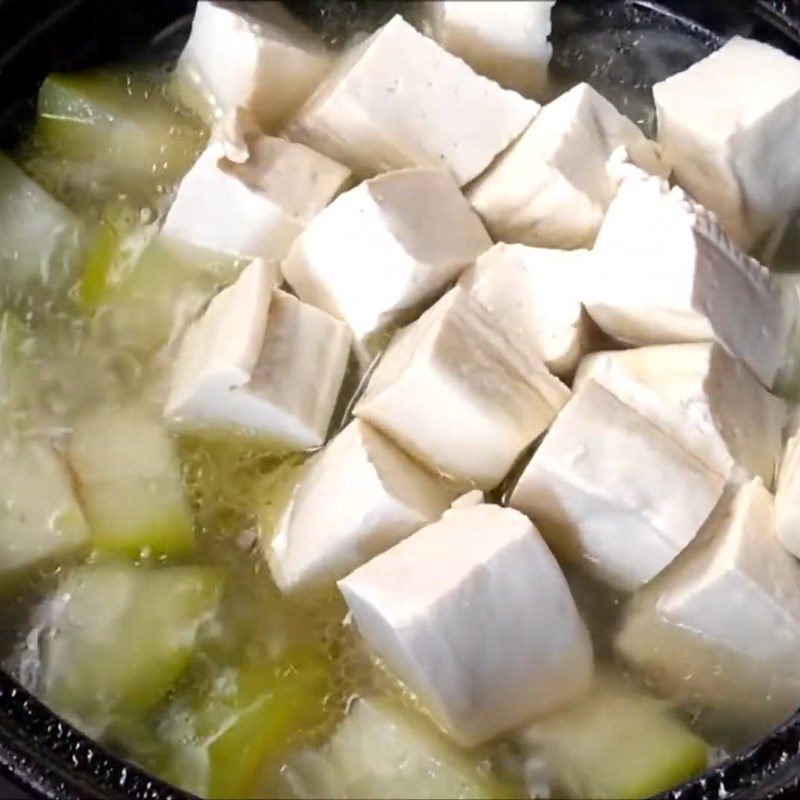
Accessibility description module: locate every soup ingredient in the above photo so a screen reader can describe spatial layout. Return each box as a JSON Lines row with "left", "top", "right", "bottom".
{"left": 616, "top": 479, "right": 800, "bottom": 739}
{"left": 0, "top": 311, "right": 26, "bottom": 409}
{"left": 459, "top": 243, "right": 591, "bottom": 378}
{"left": 0, "top": 153, "right": 83, "bottom": 286}
{"left": 162, "top": 110, "right": 351, "bottom": 263}
{"left": 174, "top": 1, "right": 331, "bottom": 131}
{"left": 267, "top": 419, "right": 457, "bottom": 593}
{"left": 165, "top": 259, "right": 351, "bottom": 448}
{"left": 285, "top": 14, "right": 538, "bottom": 185}
{"left": 355, "top": 286, "right": 570, "bottom": 490}
{"left": 467, "top": 83, "right": 665, "bottom": 250}
{"left": 654, "top": 36, "right": 800, "bottom": 250}
{"left": 339, "top": 498, "right": 593, "bottom": 747}
{"left": 68, "top": 403, "right": 194, "bottom": 558}
{"left": 574, "top": 342, "right": 786, "bottom": 487}
{"left": 776, "top": 433, "right": 800, "bottom": 558}
{"left": 416, "top": 1, "right": 554, "bottom": 98}
{"left": 519, "top": 675, "right": 707, "bottom": 800}
{"left": 282, "top": 167, "right": 491, "bottom": 362}
{"left": 510, "top": 379, "right": 726, "bottom": 592}
{"left": 0, "top": 442, "right": 90, "bottom": 581}
{"left": 39, "top": 563, "right": 222, "bottom": 731}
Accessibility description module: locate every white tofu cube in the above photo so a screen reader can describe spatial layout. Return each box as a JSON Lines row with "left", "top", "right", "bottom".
{"left": 416, "top": 1, "right": 554, "bottom": 97}
{"left": 574, "top": 342, "right": 786, "bottom": 488}
{"left": 354, "top": 287, "right": 571, "bottom": 490}
{"left": 585, "top": 165, "right": 800, "bottom": 391}
{"left": 267, "top": 419, "right": 457, "bottom": 592}
{"left": 654, "top": 36, "right": 800, "bottom": 249}
{"left": 509, "top": 380, "right": 726, "bottom": 592}
{"left": 165, "top": 259, "right": 352, "bottom": 449}
{"left": 775, "top": 434, "right": 800, "bottom": 558}
{"left": 282, "top": 168, "right": 491, "bottom": 361}
{"left": 616, "top": 479, "right": 800, "bottom": 736}
{"left": 338, "top": 501, "right": 594, "bottom": 746}
{"left": 459, "top": 243, "right": 591, "bottom": 378}
{"left": 162, "top": 115, "right": 351, "bottom": 263}
{"left": 285, "top": 14, "right": 538, "bottom": 186}
{"left": 174, "top": 1, "right": 331, "bottom": 131}
{"left": 467, "top": 83, "right": 665, "bottom": 249}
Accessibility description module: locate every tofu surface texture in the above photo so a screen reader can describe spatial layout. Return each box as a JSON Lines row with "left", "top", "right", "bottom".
{"left": 338, "top": 501, "right": 594, "bottom": 746}
{"left": 417, "top": 1, "right": 554, "bottom": 97}
{"left": 174, "top": 1, "right": 331, "bottom": 130}
{"left": 775, "top": 433, "right": 800, "bottom": 558}
{"left": 654, "top": 36, "right": 800, "bottom": 250}
{"left": 510, "top": 380, "right": 726, "bottom": 592}
{"left": 165, "top": 259, "right": 351, "bottom": 449}
{"left": 267, "top": 419, "right": 456, "bottom": 592}
{"left": 282, "top": 167, "right": 491, "bottom": 361}
{"left": 285, "top": 14, "right": 539, "bottom": 186}
{"left": 355, "top": 286, "right": 571, "bottom": 490}
{"left": 467, "top": 82, "right": 665, "bottom": 250}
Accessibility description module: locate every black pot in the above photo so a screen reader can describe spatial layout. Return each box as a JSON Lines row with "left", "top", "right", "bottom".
{"left": 1, "top": 1, "right": 800, "bottom": 798}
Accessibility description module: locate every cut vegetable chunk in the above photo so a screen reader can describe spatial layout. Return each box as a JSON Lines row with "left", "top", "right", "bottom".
{"left": 267, "top": 419, "right": 457, "bottom": 593}
{"left": 162, "top": 110, "right": 351, "bottom": 263}
{"left": 282, "top": 167, "right": 491, "bottom": 362}
{"left": 510, "top": 380, "right": 726, "bottom": 592}
{"left": 165, "top": 259, "right": 351, "bottom": 449}
{"left": 355, "top": 286, "right": 570, "bottom": 490}
{"left": 0, "top": 442, "right": 89, "bottom": 580}
{"left": 339, "top": 500, "right": 593, "bottom": 747}
{"left": 40, "top": 564, "right": 221, "bottom": 730}
{"left": 773, "top": 433, "right": 800, "bottom": 559}
{"left": 459, "top": 243, "right": 591, "bottom": 378}
{"left": 285, "top": 14, "right": 538, "bottom": 185}
{"left": 174, "top": 1, "right": 331, "bottom": 130}
{"left": 519, "top": 674, "right": 708, "bottom": 800}
{"left": 417, "top": 1, "right": 554, "bottom": 98}
{"left": 654, "top": 36, "right": 800, "bottom": 249}
{"left": 574, "top": 342, "right": 785, "bottom": 487}
{"left": 616, "top": 479, "right": 800, "bottom": 739}
{"left": 467, "top": 83, "right": 665, "bottom": 249}
{"left": 69, "top": 403, "right": 194, "bottom": 557}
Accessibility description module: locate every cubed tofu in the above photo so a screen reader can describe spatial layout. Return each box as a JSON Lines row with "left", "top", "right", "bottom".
{"left": 775, "top": 434, "right": 800, "bottom": 558}
{"left": 654, "top": 36, "right": 800, "bottom": 250}
{"left": 285, "top": 14, "right": 538, "bottom": 185}
{"left": 282, "top": 168, "right": 492, "bottom": 361}
{"left": 574, "top": 342, "right": 785, "bottom": 487}
{"left": 165, "top": 259, "right": 352, "bottom": 449}
{"left": 467, "top": 83, "right": 665, "bottom": 249}
{"left": 584, "top": 164, "right": 799, "bottom": 392}
{"left": 416, "top": 1, "right": 554, "bottom": 97}
{"left": 0, "top": 442, "right": 90, "bottom": 580}
{"left": 162, "top": 113, "right": 351, "bottom": 263}
{"left": 459, "top": 243, "right": 591, "bottom": 378}
{"left": 267, "top": 419, "right": 457, "bottom": 593}
{"left": 616, "top": 479, "right": 800, "bottom": 738}
{"left": 338, "top": 501, "right": 593, "bottom": 747}
{"left": 509, "top": 380, "right": 726, "bottom": 592}
{"left": 354, "top": 287, "right": 571, "bottom": 490}
{"left": 174, "top": 1, "right": 331, "bottom": 130}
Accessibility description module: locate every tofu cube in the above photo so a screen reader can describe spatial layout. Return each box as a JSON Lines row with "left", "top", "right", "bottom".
{"left": 509, "top": 380, "right": 726, "bottom": 592}
{"left": 775, "top": 434, "right": 800, "bottom": 558}
{"left": 165, "top": 259, "right": 352, "bottom": 449}
{"left": 459, "top": 243, "right": 591, "bottom": 378}
{"left": 174, "top": 1, "right": 331, "bottom": 131}
{"left": 354, "top": 287, "right": 571, "bottom": 490}
{"left": 416, "top": 1, "right": 554, "bottom": 97}
{"left": 467, "top": 83, "right": 665, "bottom": 249}
{"left": 338, "top": 501, "right": 594, "bottom": 746}
{"left": 162, "top": 115, "right": 351, "bottom": 263}
{"left": 616, "top": 479, "right": 800, "bottom": 738}
{"left": 574, "top": 342, "right": 786, "bottom": 488}
{"left": 585, "top": 165, "right": 800, "bottom": 391}
{"left": 282, "top": 168, "right": 492, "bottom": 361}
{"left": 654, "top": 36, "right": 800, "bottom": 249}
{"left": 267, "top": 419, "right": 457, "bottom": 592}
{"left": 285, "top": 14, "right": 538, "bottom": 186}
